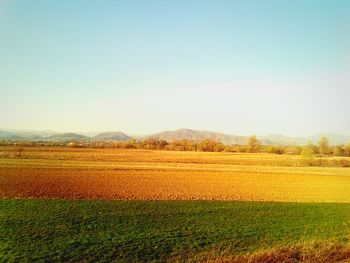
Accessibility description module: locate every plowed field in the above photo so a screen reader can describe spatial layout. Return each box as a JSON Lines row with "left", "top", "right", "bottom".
{"left": 1, "top": 147, "right": 350, "bottom": 202}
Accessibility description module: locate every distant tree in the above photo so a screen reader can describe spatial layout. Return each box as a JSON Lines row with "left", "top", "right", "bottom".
{"left": 266, "top": 145, "right": 285, "bottom": 154}
{"left": 333, "top": 145, "right": 344, "bottom": 156}
{"left": 180, "top": 139, "right": 196, "bottom": 151}
{"left": 247, "top": 135, "right": 261, "bottom": 153}
{"left": 301, "top": 147, "right": 314, "bottom": 157}
{"left": 318, "top": 136, "right": 330, "bottom": 155}
{"left": 213, "top": 142, "right": 224, "bottom": 152}
{"left": 285, "top": 145, "right": 301, "bottom": 155}
{"left": 125, "top": 139, "right": 138, "bottom": 149}
{"left": 141, "top": 138, "right": 158, "bottom": 150}
{"left": 344, "top": 143, "right": 350, "bottom": 157}
{"left": 223, "top": 145, "right": 235, "bottom": 152}
{"left": 143, "top": 138, "right": 168, "bottom": 150}
{"left": 234, "top": 145, "right": 247, "bottom": 153}
{"left": 169, "top": 140, "right": 188, "bottom": 151}
{"left": 301, "top": 142, "right": 317, "bottom": 156}
{"left": 157, "top": 139, "right": 168, "bottom": 149}
{"left": 199, "top": 139, "right": 216, "bottom": 152}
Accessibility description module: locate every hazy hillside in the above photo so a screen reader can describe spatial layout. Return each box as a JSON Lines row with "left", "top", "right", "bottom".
{"left": 93, "top": 132, "right": 130, "bottom": 141}
{"left": 1, "top": 129, "right": 349, "bottom": 145}
{"left": 0, "top": 130, "right": 56, "bottom": 141}
{"left": 259, "top": 133, "right": 350, "bottom": 146}
{"left": 44, "top": 133, "right": 88, "bottom": 141}
{"left": 148, "top": 129, "right": 247, "bottom": 145}
{"left": 148, "top": 129, "right": 350, "bottom": 146}
{"left": 258, "top": 134, "right": 305, "bottom": 145}
{"left": 0, "top": 131, "right": 21, "bottom": 140}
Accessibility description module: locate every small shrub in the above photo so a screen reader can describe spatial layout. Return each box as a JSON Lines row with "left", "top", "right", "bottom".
{"left": 302, "top": 157, "right": 325, "bottom": 167}
{"left": 285, "top": 146, "right": 301, "bottom": 155}
{"left": 339, "top": 159, "right": 350, "bottom": 167}
{"left": 266, "top": 145, "right": 285, "bottom": 154}
{"left": 15, "top": 147, "right": 23, "bottom": 157}
{"left": 301, "top": 148, "right": 314, "bottom": 157}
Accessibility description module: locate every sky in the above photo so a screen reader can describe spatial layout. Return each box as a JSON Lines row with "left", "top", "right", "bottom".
{"left": 1, "top": 0, "right": 349, "bottom": 136}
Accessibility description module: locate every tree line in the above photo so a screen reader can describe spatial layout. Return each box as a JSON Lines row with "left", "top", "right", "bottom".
{"left": 2, "top": 135, "right": 350, "bottom": 157}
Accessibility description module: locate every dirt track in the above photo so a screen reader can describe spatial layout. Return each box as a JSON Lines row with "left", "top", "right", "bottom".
{"left": 1, "top": 147, "right": 350, "bottom": 202}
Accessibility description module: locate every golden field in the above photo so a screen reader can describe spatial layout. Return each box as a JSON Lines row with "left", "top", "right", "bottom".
{"left": 0, "top": 146, "right": 350, "bottom": 202}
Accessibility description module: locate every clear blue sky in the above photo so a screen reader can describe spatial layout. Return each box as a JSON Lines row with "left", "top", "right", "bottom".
{"left": 1, "top": 0, "right": 349, "bottom": 136}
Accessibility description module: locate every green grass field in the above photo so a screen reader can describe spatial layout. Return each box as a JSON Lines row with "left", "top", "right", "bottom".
{"left": 1, "top": 148, "right": 350, "bottom": 261}
{"left": 1, "top": 200, "right": 350, "bottom": 262}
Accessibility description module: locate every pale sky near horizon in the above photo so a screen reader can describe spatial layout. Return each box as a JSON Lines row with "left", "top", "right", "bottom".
{"left": 1, "top": 0, "right": 349, "bottom": 136}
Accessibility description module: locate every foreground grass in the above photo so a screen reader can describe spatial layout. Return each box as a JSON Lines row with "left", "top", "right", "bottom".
{"left": 1, "top": 200, "right": 350, "bottom": 262}
{"left": 230, "top": 242, "right": 350, "bottom": 263}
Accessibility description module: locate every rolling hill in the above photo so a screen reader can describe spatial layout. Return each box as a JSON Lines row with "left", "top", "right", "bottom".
{"left": 147, "top": 129, "right": 247, "bottom": 144}
{"left": 44, "top": 133, "right": 89, "bottom": 141}
{"left": 1, "top": 128, "right": 349, "bottom": 145}
{"left": 92, "top": 132, "right": 130, "bottom": 141}
{"left": 145, "top": 129, "right": 350, "bottom": 145}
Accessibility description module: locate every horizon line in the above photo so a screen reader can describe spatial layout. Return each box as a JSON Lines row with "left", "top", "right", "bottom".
{"left": 1, "top": 127, "right": 350, "bottom": 138}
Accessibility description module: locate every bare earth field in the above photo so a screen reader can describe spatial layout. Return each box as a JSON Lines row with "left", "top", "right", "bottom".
{"left": 1, "top": 146, "right": 350, "bottom": 202}
{"left": 2, "top": 146, "right": 350, "bottom": 262}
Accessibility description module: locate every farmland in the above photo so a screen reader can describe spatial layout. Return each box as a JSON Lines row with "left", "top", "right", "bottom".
{"left": 2, "top": 200, "right": 350, "bottom": 262}
{"left": 1, "top": 146, "right": 350, "bottom": 262}
{"left": 1, "top": 146, "right": 350, "bottom": 202}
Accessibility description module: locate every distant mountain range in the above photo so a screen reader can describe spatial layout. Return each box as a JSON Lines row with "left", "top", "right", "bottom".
{"left": 0, "top": 128, "right": 349, "bottom": 145}
{"left": 148, "top": 129, "right": 350, "bottom": 145}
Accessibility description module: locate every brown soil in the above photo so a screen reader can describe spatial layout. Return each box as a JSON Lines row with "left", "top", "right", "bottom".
{"left": 1, "top": 147, "right": 350, "bottom": 201}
